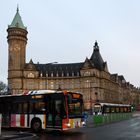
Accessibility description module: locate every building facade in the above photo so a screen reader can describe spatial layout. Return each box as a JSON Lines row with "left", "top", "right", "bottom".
{"left": 7, "top": 8, "right": 140, "bottom": 110}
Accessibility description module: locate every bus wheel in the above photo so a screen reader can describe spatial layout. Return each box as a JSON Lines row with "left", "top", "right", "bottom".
{"left": 31, "top": 118, "right": 42, "bottom": 132}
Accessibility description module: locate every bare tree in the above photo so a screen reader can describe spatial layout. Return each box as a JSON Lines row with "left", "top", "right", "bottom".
{"left": 0, "top": 81, "right": 7, "bottom": 95}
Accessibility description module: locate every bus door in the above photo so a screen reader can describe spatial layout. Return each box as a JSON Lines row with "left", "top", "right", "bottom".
{"left": 45, "top": 94, "right": 65, "bottom": 129}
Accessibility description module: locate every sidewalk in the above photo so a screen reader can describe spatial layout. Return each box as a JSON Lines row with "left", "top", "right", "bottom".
{"left": 132, "top": 111, "right": 140, "bottom": 117}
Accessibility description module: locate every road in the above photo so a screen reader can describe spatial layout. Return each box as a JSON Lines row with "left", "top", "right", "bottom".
{"left": 36, "top": 116, "right": 140, "bottom": 140}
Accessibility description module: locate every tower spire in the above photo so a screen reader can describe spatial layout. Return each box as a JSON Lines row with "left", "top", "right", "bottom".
{"left": 17, "top": 4, "right": 19, "bottom": 13}
{"left": 8, "top": 6, "right": 26, "bottom": 30}
{"left": 94, "top": 40, "right": 99, "bottom": 50}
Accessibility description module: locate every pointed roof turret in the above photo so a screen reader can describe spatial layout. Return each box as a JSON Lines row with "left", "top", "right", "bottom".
{"left": 25, "top": 59, "right": 36, "bottom": 70}
{"left": 90, "top": 41, "right": 104, "bottom": 70}
{"left": 81, "top": 57, "right": 94, "bottom": 69}
{"left": 8, "top": 6, "right": 26, "bottom": 30}
{"left": 29, "top": 59, "right": 34, "bottom": 64}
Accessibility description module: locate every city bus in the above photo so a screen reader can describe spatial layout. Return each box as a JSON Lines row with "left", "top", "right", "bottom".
{"left": 0, "top": 90, "right": 86, "bottom": 132}
{"left": 93, "top": 102, "right": 132, "bottom": 115}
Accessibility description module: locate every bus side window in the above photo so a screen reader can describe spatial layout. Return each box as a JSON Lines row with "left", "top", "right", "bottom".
{"left": 0, "top": 102, "right": 3, "bottom": 113}
{"left": 4, "top": 103, "right": 11, "bottom": 113}
{"left": 105, "top": 107, "right": 110, "bottom": 113}
{"left": 124, "top": 107, "right": 127, "bottom": 112}
{"left": 23, "top": 102, "right": 28, "bottom": 113}
{"left": 12, "top": 103, "right": 18, "bottom": 114}
{"left": 34, "top": 101, "right": 45, "bottom": 114}
{"left": 111, "top": 107, "right": 115, "bottom": 113}
{"left": 29, "top": 102, "right": 34, "bottom": 113}
{"left": 3, "top": 103, "right": 7, "bottom": 113}
{"left": 128, "top": 107, "right": 131, "bottom": 112}
{"left": 120, "top": 107, "right": 124, "bottom": 112}
{"left": 38, "top": 102, "right": 45, "bottom": 112}
{"left": 12, "top": 103, "right": 21, "bottom": 114}
{"left": 116, "top": 107, "right": 119, "bottom": 113}
{"left": 17, "top": 103, "right": 22, "bottom": 114}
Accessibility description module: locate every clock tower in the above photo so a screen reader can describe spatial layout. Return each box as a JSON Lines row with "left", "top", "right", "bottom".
{"left": 7, "top": 7, "right": 28, "bottom": 94}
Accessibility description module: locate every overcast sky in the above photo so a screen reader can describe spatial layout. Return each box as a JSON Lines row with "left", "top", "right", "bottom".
{"left": 0, "top": 0, "right": 140, "bottom": 87}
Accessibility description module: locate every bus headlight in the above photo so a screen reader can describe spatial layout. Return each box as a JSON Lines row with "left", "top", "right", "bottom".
{"left": 65, "top": 123, "right": 71, "bottom": 127}
{"left": 82, "top": 121, "right": 86, "bottom": 126}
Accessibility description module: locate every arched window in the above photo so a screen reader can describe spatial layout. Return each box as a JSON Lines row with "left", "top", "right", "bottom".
{"left": 27, "top": 72, "right": 35, "bottom": 78}
{"left": 84, "top": 80, "right": 90, "bottom": 88}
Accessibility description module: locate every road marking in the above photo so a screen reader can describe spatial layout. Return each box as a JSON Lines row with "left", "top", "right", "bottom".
{"left": 2, "top": 135, "right": 17, "bottom": 138}
{"left": 130, "top": 122, "right": 139, "bottom": 127}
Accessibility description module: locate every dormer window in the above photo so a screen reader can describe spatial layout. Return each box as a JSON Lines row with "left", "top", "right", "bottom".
{"left": 46, "top": 73, "right": 48, "bottom": 77}
{"left": 56, "top": 72, "right": 59, "bottom": 77}
{"left": 77, "top": 72, "right": 79, "bottom": 76}
{"left": 72, "top": 72, "right": 74, "bottom": 76}
{"left": 40, "top": 73, "right": 43, "bottom": 77}
{"left": 51, "top": 72, "right": 53, "bottom": 77}
{"left": 67, "top": 72, "right": 69, "bottom": 76}
{"left": 62, "top": 72, "right": 64, "bottom": 77}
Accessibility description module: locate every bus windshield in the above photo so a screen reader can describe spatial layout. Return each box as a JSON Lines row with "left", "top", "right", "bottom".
{"left": 67, "top": 93, "right": 83, "bottom": 117}
{"left": 93, "top": 105, "right": 102, "bottom": 114}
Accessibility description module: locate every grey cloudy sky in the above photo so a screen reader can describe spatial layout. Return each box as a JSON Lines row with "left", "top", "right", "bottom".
{"left": 0, "top": 0, "right": 140, "bottom": 87}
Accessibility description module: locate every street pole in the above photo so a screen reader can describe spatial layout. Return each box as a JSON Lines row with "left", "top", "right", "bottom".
{"left": 0, "top": 114, "right": 1, "bottom": 135}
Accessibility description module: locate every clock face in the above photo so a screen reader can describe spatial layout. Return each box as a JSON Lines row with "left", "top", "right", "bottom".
{"left": 9, "top": 44, "right": 20, "bottom": 52}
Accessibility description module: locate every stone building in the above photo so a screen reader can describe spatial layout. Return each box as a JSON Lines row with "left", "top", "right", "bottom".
{"left": 7, "top": 8, "right": 140, "bottom": 110}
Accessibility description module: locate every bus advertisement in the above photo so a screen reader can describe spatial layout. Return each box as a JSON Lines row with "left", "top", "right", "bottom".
{"left": 0, "top": 90, "right": 86, "bottom": 132}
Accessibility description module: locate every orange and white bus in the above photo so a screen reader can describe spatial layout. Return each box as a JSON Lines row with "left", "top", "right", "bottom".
{"left": 0, "top": 90, "right": 86, "bottom": 132}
